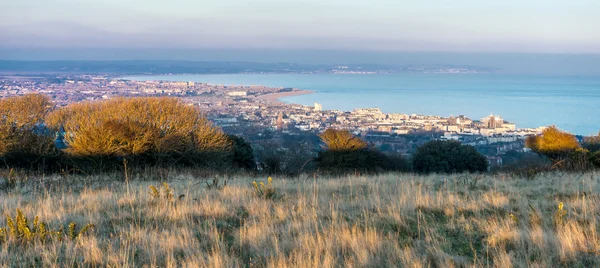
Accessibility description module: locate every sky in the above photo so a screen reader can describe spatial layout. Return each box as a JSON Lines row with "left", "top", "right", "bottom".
{"left": 2, "top": 0, "right": 600, "bottom": 54}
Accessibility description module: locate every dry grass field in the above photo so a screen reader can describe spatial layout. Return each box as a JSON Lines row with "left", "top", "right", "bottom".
{"left": 1, "top": 171, "right": 600, "bottom": 267}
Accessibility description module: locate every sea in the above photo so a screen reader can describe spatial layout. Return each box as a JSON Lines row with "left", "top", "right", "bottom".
{"left": 123, "top": 73, "right": 600, "bottom": 136}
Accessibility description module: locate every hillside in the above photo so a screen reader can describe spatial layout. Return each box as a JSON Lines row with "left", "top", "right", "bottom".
{"left": 1, "top": 172, "right": 599, "bottom": 267}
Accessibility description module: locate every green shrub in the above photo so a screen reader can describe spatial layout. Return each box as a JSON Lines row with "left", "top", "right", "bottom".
{"left": 412, "top": 140, "right": 487, "bottom": 174}
{"left": 228, "top": 135, "right": 256, "bottom": 171}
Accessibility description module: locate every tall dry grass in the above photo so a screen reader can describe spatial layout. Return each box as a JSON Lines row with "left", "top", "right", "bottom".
{"left": 1, "top": 172, "right": 600, "bottom": 267}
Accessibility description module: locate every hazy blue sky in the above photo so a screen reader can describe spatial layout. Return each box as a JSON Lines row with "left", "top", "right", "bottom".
{"left": 2, "top": 0, "right": 600, "bottom": 53}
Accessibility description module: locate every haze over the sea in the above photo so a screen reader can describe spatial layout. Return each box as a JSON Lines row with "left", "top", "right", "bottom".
{"left": 125, "top": 73, "right": 600, "bottom": 136}
{"left": 2, "top": 48, "right": 600, "bottom": 76}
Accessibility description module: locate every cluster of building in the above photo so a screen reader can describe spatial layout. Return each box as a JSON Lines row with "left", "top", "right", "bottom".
{"left": 252, "top": 103, "right": 544, "bottom": 138}
{"left": 0, "top": 75, "right": 289, "bottom": 106}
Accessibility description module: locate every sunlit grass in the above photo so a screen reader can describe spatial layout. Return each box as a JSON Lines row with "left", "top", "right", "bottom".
{"left": 1, "top": 171, "right": 600, "bottom": 267}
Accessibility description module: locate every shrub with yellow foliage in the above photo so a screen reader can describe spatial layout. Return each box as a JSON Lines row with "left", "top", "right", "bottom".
{"left": 526, "top": 126, "right": 580, "bottom": 158}
{"left": 47, "top": 97, "right": 232, "bottom": 169}
{"left": 526, "top": 126, "right": 585, "bottom": 169}
{"left": 0, "top": 95, "right": 57, "bottom": 166}
{"left": 318, "top": 128, "right": 367, "bottom": 151}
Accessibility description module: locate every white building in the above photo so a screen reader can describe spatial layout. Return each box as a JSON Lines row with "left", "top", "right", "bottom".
{"left": 446, "top": 125, "right": 461, "bottom": 132}
{"left": 481, "top": 114, "right": 505, "bottom": 129}
{"left": 387, "top": 113, "right": 409, "bottom": 121}
{"left": 227, "top": 91, "right": 247, "bottom": 96}
{"left": 353, "top": 108, "right": 382, "bottom": 115}
{"left": 314, "top": 102, "right": 323, "bottom": 111}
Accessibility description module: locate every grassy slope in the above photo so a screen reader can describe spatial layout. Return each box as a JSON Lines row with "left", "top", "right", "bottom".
{"left": 1, "top": 172, "right": 600, "bottom": 267}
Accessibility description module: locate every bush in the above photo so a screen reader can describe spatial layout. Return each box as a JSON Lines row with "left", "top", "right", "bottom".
{"left": 46, "top": 97, "right": 232, "bottom": 171}
{"left": 526, "top": 126, "right": 580, "bottom": 164}
{"left": 318, "top": 128, "right": 367, "bottom": 151}
{"left": 228, "top": 135, "right": 256, "bottom": 171}
{"left": 0, "top": 95, "right": 58, "bottom": 168}
{"left": 412, "top": 140, "right": 487, "bottom": 174}
{"left": 525, "top": 126, "right": 598, "bottom": 171}
{"left": 315, "top": 129, "right": 403, "bottom": 174}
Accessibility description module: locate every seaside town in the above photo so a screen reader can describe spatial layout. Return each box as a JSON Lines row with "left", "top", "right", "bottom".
{"left": 0, "top": 74, "right": 548, "bottom": 168}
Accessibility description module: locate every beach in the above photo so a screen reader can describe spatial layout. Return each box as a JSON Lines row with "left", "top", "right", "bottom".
{"left": 255, "top": 89, "right": 315, "bottom": 105}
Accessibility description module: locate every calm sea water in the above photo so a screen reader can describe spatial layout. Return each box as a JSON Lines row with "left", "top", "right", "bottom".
{"left": 124, "top": 74, "right": 600, "bottom": 135}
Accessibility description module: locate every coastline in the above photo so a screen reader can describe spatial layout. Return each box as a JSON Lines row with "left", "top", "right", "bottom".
{"left": 121, "top": 74, "right": 316, "bottom": 106}
{"left": 255, "top": 90, "right": 315, "bottom": 105}
{"left": 118, "top": 74, "right": 598, "bottom": 135}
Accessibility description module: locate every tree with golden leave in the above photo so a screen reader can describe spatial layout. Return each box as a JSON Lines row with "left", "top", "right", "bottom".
{"left": 526, "top": 126, "right": 581, "bottom": 166}
{"left": 0, "top": 94, "right": 56, "bottom": 158}
{"left": 46, "top": 97, "right": 232, "bottom": 166}
{"left": 318, "top": 128, "right": 367, "bottom": 151}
